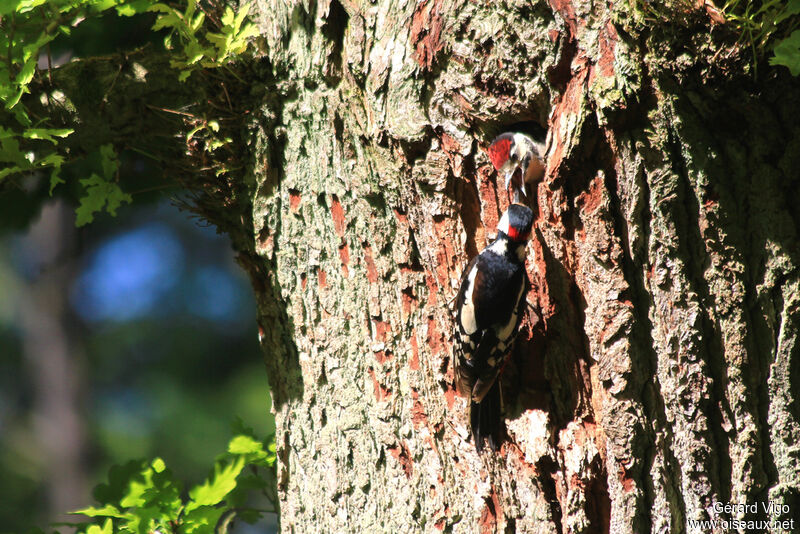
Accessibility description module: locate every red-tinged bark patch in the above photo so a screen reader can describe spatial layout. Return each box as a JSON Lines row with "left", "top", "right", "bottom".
{"left": 330, "top": 194, "right": 346, "bottom": 237}
{"left": 363, "top": 243, "right": 379, "bottom": 283}
{"left": 596, "top": 21, "right": 617, "bottom": 79}
{"left": 618, "top": 464, "right": 635, "bottom": 493}
{"left": 547, "top": 0, "right": 578, "bottom": 37}
{"left": 425, "top": 274, "right": 439, "bottom": 307}
{"left": 373, "top": 319, "right": 390, "bottom": 343}
{"left": 374, "top": 350, "right": 393, "bottom": 364}
{"left": 576, "top": 174, "right": 604, "bottom": 215}
{"left": 427, "top": 316, "right": 445, "bottom": 355}
{"left": 440, "top": 132, "right": 460, "bottom": 154}
{"left": 478, "top": 164, "right": 501, "bottom": 230}
{"left": 548, "top": 61, "right": 589, "bottom": 176}
{"left": 410, "top": 0, "right": 444, "bottom": 70}
{"left": 368, "top": 368, "right": 392, "bottom": 401}
{"left": 300, "top": 272, "right": 307, "bottom": 290}
{"left": 569, "top": 473, "right": 586, "bottom": 491}
{"left": 443, "top": 382, "right": 456, "bottom": 408}
{"left": 288, "top": 188, "right": 301, "bottom": 212}
{"left": 319, "top": 269, "right": 327, "bottom": 289}
{"left": 478, "top": 490, "right": 501, "bottom": 534}
{"left": 432, "top": 215, "right": 455, "bottom": 288}
{"left": 409, "top": 332, "right": 420, "bottom": 370}
{"left": 393, "top": 207, "right": 408, "bottom": 224}
{"left": 528, "top": 250, "right": 556, "bottom": 321}
{"left": 402, "top": 287, "right": 418, "bottom": 317}
{"left": 459, "top": 170, "right": 485, "bottom": 258}
{"left": 433, "top": 504, "right": 450, "bottom": 530}
{"left": 338, "top": 243, "right": 350, "bottom": 277}
{"left": 387, "top": 441, "right": 413, "bottom": 478}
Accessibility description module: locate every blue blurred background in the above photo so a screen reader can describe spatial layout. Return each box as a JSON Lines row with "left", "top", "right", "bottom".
{"left": 0, "top": 198, "right": 274, "bottom": 532}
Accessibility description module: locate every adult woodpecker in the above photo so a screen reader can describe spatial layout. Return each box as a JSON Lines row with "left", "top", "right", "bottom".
{"left": 453, "top": 203, "right": 534, "bottom": 452}
{"left": 487, "top": 132, "right": 546, "bottom": 201}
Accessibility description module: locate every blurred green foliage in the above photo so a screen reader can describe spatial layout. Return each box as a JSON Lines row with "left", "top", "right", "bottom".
{"left": 63, "top": 423, "right": 276, "bottom": 534}
{"left": 0, "top": 199, "right": 276, "bottom": 533}
{"left": 0, "top": 0, "right": 256, "bottom": 225}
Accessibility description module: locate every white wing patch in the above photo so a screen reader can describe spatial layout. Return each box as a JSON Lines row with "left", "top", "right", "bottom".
{"left": 460, "top": 267, "right": 479, "bottom": 335}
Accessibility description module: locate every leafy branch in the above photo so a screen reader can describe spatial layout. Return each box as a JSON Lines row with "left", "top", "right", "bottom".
{"left": 60, "top": 424, "right": 278, "bottom": 534}
{"left": 723, "top": 0, "right": 800, "bottom": 75}
{"left": 150, "top": 0, "right": 258, "bottom": 82}
{"left": 0, "top": 0, "right": 258, "bottom": 226}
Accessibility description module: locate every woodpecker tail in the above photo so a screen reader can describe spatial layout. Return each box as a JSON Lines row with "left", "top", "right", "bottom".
{"left": 470, "top": 380, "right": 502, "bottom": 452}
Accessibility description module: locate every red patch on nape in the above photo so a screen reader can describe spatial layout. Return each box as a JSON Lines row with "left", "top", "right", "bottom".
{"left": 488, "top": 138, "right": 511, "bottom": 171}
{"left": 506, "top": 226, "right": 530, "bottom": 242}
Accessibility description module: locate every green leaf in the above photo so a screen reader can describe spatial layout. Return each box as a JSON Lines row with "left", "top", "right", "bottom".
{"left": 70, "top": 504, "right": 126, "bottom": 519}
{"left": 86, "top": 519, "right": 113, "bottom": 534}
{"left": 151, "top": 457, "right": 166, "bottom": 473}
{"left": 116, "top": 0, "right": 153, "bottom": 16}
{"left": 771, "top": 30, "right": 800, "bottom": 76}
{"left": 181, "top": 506, "right": 225, "bottom": 533}
{"left": 233, "top": 3, "right": 251, "bottom": 32}
{"left": 187, "top": 456, "right": 245, "bottom": 510}
{"left": 23, "top": 127, "right": 73, "bottom": 143}
{"left": 75, "top": 173, "right": 132, "bottom": 227}
{"left": 221, "top": 6, "right": 235, "bottom": 28}
{"left": 5, "top": 86, "right": 26, "bottom": 109}
{"left": 186, "top": 124, "right": 205, "bottom": 141}
{"left": 184, "top": 0, "right": 197, "bottom": 22}
{"left": 49, "top": 165, "right": 64, "bottom": 194}
{"left": 228, "top": 434, "right": 265, "bottom": 456}
{"left": 98, "top": 144, "right": 118, "bottom": 177}
{"left": 15, "top": 56, "right": 38, "bottom": 86}
{"left": 191, "top": 11, "right": 205, "bottom": 32}
{"left": 92, "top": 460, "right": 146, "bottom": 505}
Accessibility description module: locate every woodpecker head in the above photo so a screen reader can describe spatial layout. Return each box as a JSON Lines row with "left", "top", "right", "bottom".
{"left": 497, "top": 204, "right": 534, "bottom": 243}
{"left": 488, "top": 132, "right": 546, "bottom": 198}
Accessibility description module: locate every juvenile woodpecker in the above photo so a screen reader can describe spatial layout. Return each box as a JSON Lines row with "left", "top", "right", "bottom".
{"left": 488, "top": 132, "right": 546, "bottom": 201}
{"left": 453, "top": 204, "right": 534, "bottom": 452}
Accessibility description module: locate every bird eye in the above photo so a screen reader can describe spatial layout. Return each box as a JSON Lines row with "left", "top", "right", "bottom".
{"left": 510, "top": 153, "right": 518, "bottom": 162}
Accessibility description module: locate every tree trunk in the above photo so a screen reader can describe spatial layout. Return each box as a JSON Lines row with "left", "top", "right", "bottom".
{"left": 226, "top": 0, "right": 800, "bottom": 532}
{"left": 18, "top": 202, "right": 89, "bottom": 524}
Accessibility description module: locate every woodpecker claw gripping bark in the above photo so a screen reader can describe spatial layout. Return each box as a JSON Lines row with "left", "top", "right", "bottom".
{"left": 453, "top": 204, "right": 534, "bottom": 452}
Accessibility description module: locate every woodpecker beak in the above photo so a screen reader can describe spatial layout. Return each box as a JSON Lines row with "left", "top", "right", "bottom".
{"left": 504, "top": 168, "right": 526, "bottom": 199}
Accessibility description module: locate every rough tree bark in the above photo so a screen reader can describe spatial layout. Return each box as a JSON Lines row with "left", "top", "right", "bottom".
{"left": 239, "top": 0, "right": 800, "bottom": 532}
{"left": 41, "top": 0, "right": 800, "bottom": 532}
